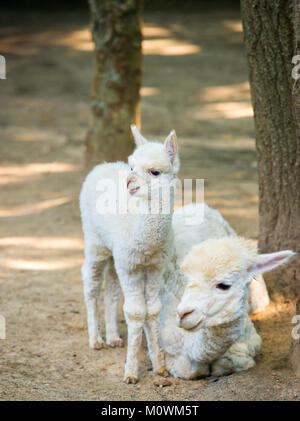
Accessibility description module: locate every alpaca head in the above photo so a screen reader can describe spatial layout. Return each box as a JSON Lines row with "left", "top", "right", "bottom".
{"left": 127, "top": 125, "right": 179, "bottom": 201}
{"left": 177, "top": 237, "right": 295, "bottom": 331}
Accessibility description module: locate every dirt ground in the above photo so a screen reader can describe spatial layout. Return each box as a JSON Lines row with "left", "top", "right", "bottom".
{"left": 0, "top": 6, "right": 299, "bottom": 401}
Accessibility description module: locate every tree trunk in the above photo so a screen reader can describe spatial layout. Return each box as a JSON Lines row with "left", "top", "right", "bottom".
{"left": 86, "top": 0, "right": 143, "bottom": 171}
{"left": 290, "top": 297, "right": 300, "bottom": 377}
{"left": 240, "top": 0, "right": 300, "bottom": 297}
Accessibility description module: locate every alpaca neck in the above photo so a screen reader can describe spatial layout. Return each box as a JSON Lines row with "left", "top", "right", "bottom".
{"left": 134, "top": 192, "right": 174, "bottom": 252}
{"left": 187, "top": 318, "right": 243, "bottom": 364}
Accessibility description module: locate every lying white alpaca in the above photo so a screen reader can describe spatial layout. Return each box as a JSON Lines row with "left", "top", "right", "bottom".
{"left": 172, "top": 203, "right": 270, "bottom": 315}
{"left": 80, "top": 126, "right": 179, "bottom": 383}
{"left": 160, "top": 223, "right": 294, "bottom": 379}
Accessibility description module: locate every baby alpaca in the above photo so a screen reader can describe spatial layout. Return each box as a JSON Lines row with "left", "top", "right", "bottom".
{"left": 171, "top": 203, "right": 270, "bottom": 315}
{"left": 160, "top": 235, "right": 294, "bottom": 379}
{"left": 80, "top": 126, "right": 179, "bottom": 383}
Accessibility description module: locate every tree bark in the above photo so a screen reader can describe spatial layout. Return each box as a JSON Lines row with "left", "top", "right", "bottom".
{"left": 86, "top": 0, "right": 143, "bottom": 171}
{"left": 290, "top": 297, "right": 300, "bottom": 376}
{"left": 240, "top": 0, "right": 300, "bottom": 297}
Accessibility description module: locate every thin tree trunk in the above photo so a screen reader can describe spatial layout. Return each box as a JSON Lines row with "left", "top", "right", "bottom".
{"left": 86, "top": 0, "right": 143, "bottom": 171}
{"left": 240, "top": 0, "right": 300, "bottom": 297}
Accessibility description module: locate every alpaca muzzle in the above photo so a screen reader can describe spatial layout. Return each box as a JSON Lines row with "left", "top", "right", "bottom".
{"left": 127, "top": 173, "right": 138, "bottom": 187}
{"left": 127, "top": 174, "right": 140, "bottom": 195}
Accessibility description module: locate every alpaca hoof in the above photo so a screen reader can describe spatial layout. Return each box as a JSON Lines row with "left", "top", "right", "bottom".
{"left": 157, "top": 367, "right": 169, "bottom": 377}
{"left": 92, "top": 340, "right": 107, "bottom": 350}
{"left": 107, "top": 338, "right": 123, "bottom": 348}
{"left": 124, "top": 375, "right": 138, "bottom": 384}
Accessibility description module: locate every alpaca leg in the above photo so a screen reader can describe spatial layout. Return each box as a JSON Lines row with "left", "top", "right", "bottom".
{"left": 211, "top": 318, "right": 262, "bottom": 376}
{"left": 144, "top": 268, "right": 166, "bottom": 375}
{"left": 165, "top": 353, "right": 209, "bottom": 380}
{"left": 116, "top": 266, "right": 146, "bottom": 383}
{"left": 211, "top": 343, "right": 256, "bottom": 376}
{"left": 104, "top": 258, "right": 123, "bottom": 347}
{"left": 82, "top": 252, "right": 109, "bottom": 350}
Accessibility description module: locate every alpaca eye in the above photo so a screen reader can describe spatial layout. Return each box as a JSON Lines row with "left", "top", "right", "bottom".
{"left": 216, "top": 283, "right": 231, "bottom": 291}
{"left": 150, "top": 170, "right": 161, "bottom": 176}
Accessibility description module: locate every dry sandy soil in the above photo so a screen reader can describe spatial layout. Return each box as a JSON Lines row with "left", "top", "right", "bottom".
{"left": 0, "top": 6, "right": 299, "bottom": 400}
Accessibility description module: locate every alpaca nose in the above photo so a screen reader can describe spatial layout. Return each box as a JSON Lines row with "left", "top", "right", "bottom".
{"left": 177, "top": 308, "right": 195, "bottom": 323}
{"left": 127, "top": 175, "right": 136, "bottom": 188}
{"left": 180, "top": 310, "right": 194, "bottom": 320}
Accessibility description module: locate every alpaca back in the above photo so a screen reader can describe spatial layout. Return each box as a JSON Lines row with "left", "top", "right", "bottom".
{"left": 172, "top": 203, "right": 236, "bottom": 266}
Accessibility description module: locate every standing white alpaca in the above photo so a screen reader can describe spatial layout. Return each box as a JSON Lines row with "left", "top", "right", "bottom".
{"left": 80, "top": 126, "right": 179, "bottom": 383}
{"left": 160, "top": 219, "right": 294, "bottom": 379}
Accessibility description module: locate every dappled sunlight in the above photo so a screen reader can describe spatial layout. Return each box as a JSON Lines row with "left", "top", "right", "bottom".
{"left": 0, "top": 28, "right": 93, "bottom": 55}
{"left": 222, "top": 20, "right": 243, "bottom": 44}
{"left": 0, "top": 196, "right": 72, "bottom": 217}
{"left": 54, "top": 23, "right": 201, "bottom": 56}
{"left": 54, "top": 29, "right": 93, "bottom": 51}
{"left": 51, "top": 26, "right": 195, "bottom": 54}
{"left": 204, "top": 187, "right": 257, "bottom": 198}
{"left": 222, "top": 20, "right": 243, "bottom": 33}
{"left": 143, "top": 38, "right": 201, "bottom": 56}
{"left": 205, "top": 196, "right": 258, "bottom": 208}
{"left": 0, "top": 162, "right": 77, "bottom": 176}
{"left": 181, "top": 135, "right": 255, "bottom": 151}
{"left": 196, "top": 82, "right": 253, "bottom": 119}
{"left": 0, "top": 162, "right": 77, "bottom": 185}
{"left": 13, "top": 131, "right": 66, "bottom": 143}
{"left": 0, "top": 31, "right": 61, "bottom": 55}
{"left": 195, "top": 101, "right": 253, "bottom": 119}
{"left": 2, "top": 257, "right": 83, "bottom": 271}
{"left": 140, "top": 86, "right": 160, "bottom": 97}
{"left": 0, "top": 34, "right": 40, "bottom": 55}
{"left": 0, "top": 236, "right": 83, "bottom": 250}
{"left": 200, "top": 82, "right": 251, "bottom": 102}
{"left": 217, "top": 207, "right": 258, "bottom": 219}
{"left": 143, "top": 25, "right": 171, "bottom": 37}
{"left": 0, "top": 23, "right": 201, "bottom": 56}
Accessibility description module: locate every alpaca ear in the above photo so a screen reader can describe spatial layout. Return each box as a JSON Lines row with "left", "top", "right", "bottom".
{"left": 247, "top": 250, "right": 295, "bottom": 277}
{"left": 164, "top": 130, "right": 177, "bottom": 164}
{"left": 130, "top": 124, "right": 147, "bottom": 147}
